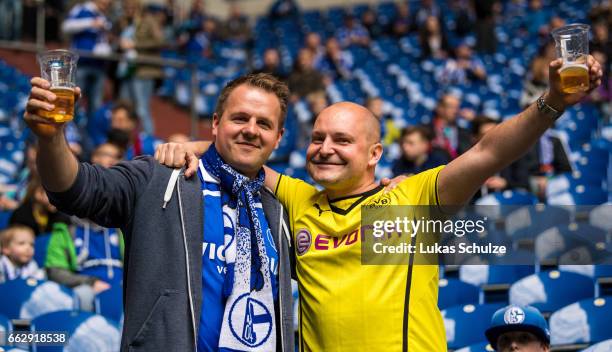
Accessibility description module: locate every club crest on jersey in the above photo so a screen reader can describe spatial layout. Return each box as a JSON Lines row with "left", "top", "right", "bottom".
{"left": 366, "top": 193, "right": 391, "bottom": 206}
{"left": 229, "top": 294, "right": 273, "bottom": 347}
{"left": 296, "top": 229, "right": 312, "bottom": 256}
{"left": 504, "top": 306, "right": 525, "bottom": 324}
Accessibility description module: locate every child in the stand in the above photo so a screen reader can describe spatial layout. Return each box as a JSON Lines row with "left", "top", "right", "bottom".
{"left": 0, "top": 225, "right": 46, "bottom": 283}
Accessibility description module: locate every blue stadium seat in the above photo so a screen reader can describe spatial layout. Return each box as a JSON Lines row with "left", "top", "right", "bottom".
{"left": 476, "top": 190, "right": 539, "bottom": 207}
{"left": 503, "top": 205, "right": 572, "bottom": 238}
{"left": 438, "top": 278, "right": 480, "bottom": 310}
{"left": 0, "top": 313, "right": 11, "bottom": 336}
{"left": 589, "top": 204, "right": 612, "bottom": 232}
{"left": 550, "top": 297, "right": 612, "bottom": 346}
{"left": 33, "top": 234, "right": 52, "bottom": 268}
{"left": 594, "top": 266, "right": 612, "bottom": 279}
{"left": 30, "top": 310, "right": 121, "bottom": 352}
{"left": 0, "top": 279, "right": 76, "bottom": 320}
{"left": 443, "top": 303, "right": 504, "bottom": 349}
{"left": 581, "top": 339, "right": 612, "bottom": 351}
{"left": 459, "top": 265, "right": 535, "bottom": 287}
{"left": 533, "top": 224, "right": 608, "bottom": 265}
{"left": 94, "top": 284, "right": 123, "bottom": 324}
{"left": 0, "top": 211, "right": 11, "bottom": 229}
{"left": 548, "top": 187, "right": 608, "bottom": 206}
{"left": 454, "top": 341, "right": 493, "bottom": 352}
{"left": 509, "top": 271, "right": 594, "bottom": 314}
{"left": 0, "top": 347, "right": 28, "bottom": 351}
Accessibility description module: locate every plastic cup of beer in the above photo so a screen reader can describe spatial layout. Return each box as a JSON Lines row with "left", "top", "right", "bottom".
{"left": 36, "top": 49, "right": 79, "bottom": 123}
{"left": 551, "top": 24, "right": 590, "bottom": 94}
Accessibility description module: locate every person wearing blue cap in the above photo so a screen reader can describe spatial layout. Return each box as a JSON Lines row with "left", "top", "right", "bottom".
{"left": 485, "top": 305, "right": 551, "bottom": 352}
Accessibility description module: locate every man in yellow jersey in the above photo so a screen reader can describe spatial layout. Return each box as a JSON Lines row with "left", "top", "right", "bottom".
{"left": 156, "top": 56, "right": 603, "bottom": 351}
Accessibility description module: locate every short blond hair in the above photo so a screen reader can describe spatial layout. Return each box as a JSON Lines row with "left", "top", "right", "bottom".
{"left": 0, "top": 225, "right": 35, "bottom": 249}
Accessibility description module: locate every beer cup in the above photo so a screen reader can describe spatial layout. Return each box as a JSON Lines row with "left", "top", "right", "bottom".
{"left": 551, "top": 24, "right": 590, "bottom": 94}
{"left": 36, "top": 50, "right": 79, "bottom": 122}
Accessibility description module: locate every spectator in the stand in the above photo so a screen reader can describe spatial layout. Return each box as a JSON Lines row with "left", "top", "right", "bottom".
{"left": 0, "top": 225, "right": 45, "bottom": 283}
{"left": 9, "top": 176, "right": 69, "bottom": 236}
{"left": 0, "top": 142, "right": 38, "bottom": 211}
{"left": 115, "top": 0, "right": 140, "bottom": 99}
{"left": 547, "top": 16, "right": 566, "bottom": 34}
{"left": 107, "top": 101, "right": 162, "bottom": 159}
{"left": 391, "top": 2, "right": 414, "bottom": 37}
{"left": 125, "top": 4, "right": 167, "bottom": 136}
{"left": 304, "top": 32, "right": 325, "bottom": 69}
{"left": 591, "top": 20, "right": 612, "bottom": 65}
{"left": 190, "top": 17, "right": 217, "bottom": 58}
{"left": 45, "top": 142, "right": 125, "bottom": 311}
{"left": 392, "top": 125, "right": 448, "bottom": 176}
{"left": 505, "top": 0, "right": 527, "bottom": 19}
{"left": 361, "top": 8, "right": 384, "bottom": 39}
{"left": 414, "top": 0, "right": 442, "bottom": 26}
{"left": 0, "top": 0, "right": 22, "bottom": 40}
{"left": 519, "top": 55, "right": 572, "bottom": 200}
{"left": 320, "top": 37, "right": 354, "bottom": 80}
{"left": 90, "top": 141, "right": 125, "bottom": 168}
{"left": 62, "top": 0, "right": 113, "bottom": 123}
{"left": 525, "top": 0, "right": 548, "bottom": 36}
{"left": 419, "top": 15, "right": 451, "bottom": 60}
{"left": 473, "top": 0, "right": 497, "bottom": 54}
{"left": 587, "top": 49, "right": 612, "bottom": 105}
{"left": 336, "top": 14, "right": 370, "bottom": 48}
{"left": 288, "top": 49, "right": 326, "bottom": 99}
{"left": 114, "top": 0, "right": 140, "bottom": 37}
{"left": 451, "top": 0, "right": 474, "bottom": 38}
{"left": 186, "top": 0, "right": 208, "bottom": 28}
{"left": 485, "top": 305, "right": 550, "bottom": 352}
{"left": 65, "top": 122, "right": 84, "bottom": 160}
{"left": 221, "top": 3, "right": 251, "bottom": 45}
{"left": 589, "top": 1, "right": 612, "bottom": 25}
{"left": 298, "top": 92, "right": 330, "bottom": 149}
{"left": 430, "top": 94, "right": 472, "bottom": 159}
{"left": 365, "top": 97, "right": 398, "bottom": 147}
{"left": 438, "top": 41, "right": 487, "bottom": 84}
{"left": 471, "top": 116, "right": 530, "bottom": 198}
{"left": 252, "top": 48, "right": 287, "bottom": 80}
{"left": 520, "top": 56, "right": 549, "bottom": 108}
{"left": 268, "top": 0, "right": 300, "bottom": 20}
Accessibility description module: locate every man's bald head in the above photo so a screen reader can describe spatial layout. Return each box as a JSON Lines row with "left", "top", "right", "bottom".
{"left": 316, "top": 102, "right": 381, "bottom": 143}
{"left": 307, "top": 101, "right": 384, "bottom": 197}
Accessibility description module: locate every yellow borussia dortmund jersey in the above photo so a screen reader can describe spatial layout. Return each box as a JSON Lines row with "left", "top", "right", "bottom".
{"left": 275, "top": 166, "right": 447, "bottom": 352}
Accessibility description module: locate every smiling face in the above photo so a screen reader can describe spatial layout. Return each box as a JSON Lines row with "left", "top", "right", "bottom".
{"left": 212, "top": 84, "right": 284, "bottom": 178}
{"left": 306, "top": 102, "right": 382, "bottom": 195}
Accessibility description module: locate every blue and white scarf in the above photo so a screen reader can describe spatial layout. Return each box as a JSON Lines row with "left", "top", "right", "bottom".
{"left": 201, "top": 145, "right": 276, "bottom": 352}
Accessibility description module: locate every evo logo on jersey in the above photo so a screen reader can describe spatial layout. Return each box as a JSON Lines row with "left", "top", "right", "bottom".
{"left": 313, "top": 229, "right": 359, "bottom": 251}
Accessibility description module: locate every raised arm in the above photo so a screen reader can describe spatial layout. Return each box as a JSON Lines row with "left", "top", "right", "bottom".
{"left": 155, "top": 141, "right": 282, "bottom": 190}
{"left": 438, "top": 56, "right": 603, "bottom": 207}
{"left": 25, "top": 78, "right": 153, "bottom": 228}
{"left": 24, "top": 78, "right": 80, "bottom": 192}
